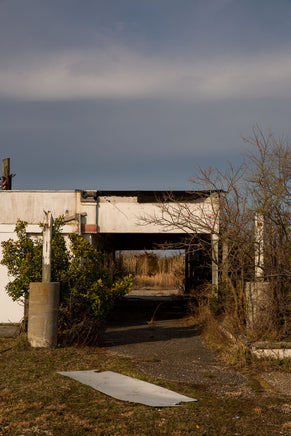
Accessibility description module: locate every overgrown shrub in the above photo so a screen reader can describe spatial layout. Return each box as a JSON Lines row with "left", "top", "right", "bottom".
{"left": 59, "top": 234, "right": 132, "bottom": 345}
{"left": 1, "top": 217, "right": 69, "bottom": 301}
{"left": 1, "top": 219, "right": 132, "bottom": 345}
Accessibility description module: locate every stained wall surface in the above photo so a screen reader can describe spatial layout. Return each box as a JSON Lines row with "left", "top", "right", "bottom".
{"left": 0, "top": 191, "right": 80, "bottom": 322}
{"left": 0, "top": 190, "right": 219, "bottom": 322}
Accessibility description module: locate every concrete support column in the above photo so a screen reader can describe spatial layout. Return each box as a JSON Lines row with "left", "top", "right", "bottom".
{"left": 27, "top": 282, "right": 60, "bottom": 347}
{"left": 221, "top": 242, "right": 229, "bottom": 282}
{"left": 184, "top": 249, "right": 190, "bottom": 293}
{"left": 255, "top": 214, "right": 264, "bottom": 279}
{"left": 245, "top": 281, "right": 270, "bottom": 334}
{"left": 211, "top": 233, "right": 219, "bottom": 290}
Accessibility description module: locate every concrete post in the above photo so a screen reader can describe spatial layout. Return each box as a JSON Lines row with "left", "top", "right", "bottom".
{"left": 221, "top": 242, "right": 229, "bottom": 282}
{"left": 184, "top": 248, "right": 190, "bottom": 293}
{"left": 42, "top": 211, "right": 53, "bottom": 282}
{"left": 245, "top": 215, "right": 269, "bottom": 334}
{"left": 211, "top": 233, "right": 219, "bottom": 291}
{"left": 255, "top": 214, "right": 264, "bottom": 279}
{"left": 245, "top": 281, "right": 270, "bottom": 334}
{"left": 27, "top": 282, "right": 60, "bottom": 347}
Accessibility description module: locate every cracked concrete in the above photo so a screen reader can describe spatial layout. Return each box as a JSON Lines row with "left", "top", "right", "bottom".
{"left": 104, "top": 297, "right": 290, "bottom": 398}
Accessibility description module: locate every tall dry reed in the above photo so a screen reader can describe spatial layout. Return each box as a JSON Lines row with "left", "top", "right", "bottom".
{"left": 117, "top": 251, "right": 184, "bottom": 290}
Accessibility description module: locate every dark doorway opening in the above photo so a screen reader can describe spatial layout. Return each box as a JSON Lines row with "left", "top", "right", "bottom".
{"left": 92, "top": 232, "right": 211, "bottom": 294}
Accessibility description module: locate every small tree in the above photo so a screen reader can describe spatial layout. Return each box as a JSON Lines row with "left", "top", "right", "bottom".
{"left": 58, "top": 233, "right": 132, "bottom": 345}
{"left": 1, "top": 217, "right": 69, "bottom": 302}
{"left": 1, "top": 219, "right": 132, "bottom": 344}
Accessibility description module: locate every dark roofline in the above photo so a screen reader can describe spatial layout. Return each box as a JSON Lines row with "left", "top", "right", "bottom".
{"left": 79, "top": 190, "right": 223, "bottom": 203}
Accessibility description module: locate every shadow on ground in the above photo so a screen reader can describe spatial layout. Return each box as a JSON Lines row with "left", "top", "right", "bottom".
{"left": 105, "top": 297, "right": 200, "bottom": 347}
{"left": 104, "top": 296, "right": 257, "bottom": 397}
{"left": 104, "top": 296, "right": 291, "bottom": 398}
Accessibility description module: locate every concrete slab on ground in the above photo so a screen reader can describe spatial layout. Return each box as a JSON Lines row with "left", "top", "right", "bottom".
{"left": 0, "top": 324, "right": 19, "bottom": 337}
{"left": 260, "top": 373, "right": 291, "bottom": 396}
{"left": 127, "top": 289, "right": 181, "bottom": 297}
{"left": 58, "top": 370, "right": 197, "bottom": 407}
{"left": 105, "top": 298, "right": 291, "bottom": 398}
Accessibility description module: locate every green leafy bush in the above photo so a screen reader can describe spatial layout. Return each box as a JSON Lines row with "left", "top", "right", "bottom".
{"left": 58, "top": 233, "right": 132, "bottom": 344}
{"left": 1, "top": 219, "right": 132, "bottom": 344}
{"left": 1, "top": 218, "right": 70, "bottom": 302}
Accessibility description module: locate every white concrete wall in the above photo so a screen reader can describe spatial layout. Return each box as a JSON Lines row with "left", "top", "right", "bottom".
{"left": 0, "top": 191, "right": 80, "bottom": 323}
{"left": 0, "top": 190, "right": 219, "bottom": 323}
{"left": 97, "top": 195, "right": 219, "bottom": 234}
{"left": 0, "top": 223, "right": 76, "bottom": 323}
{"left": 0, "top": 190, "right": 218, "bottom": 233}
{"left": 0, "top": 191, "right": 79, "bottom": 224}
{"left": 0, "top": 228, "right": 24, "bottom": 322}
{"left": 81, "top": 201, "right": 97, "bottom": 226}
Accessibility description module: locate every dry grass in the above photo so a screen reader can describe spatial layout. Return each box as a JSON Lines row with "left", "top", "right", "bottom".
{"left": 119, "top": 252, "right": 184, "bottom": 290}
{"left": 191, "top": 306, "right": 291, "bottom": 372}
{"left": 132, "top": 272, "right": 180, "bottom": 290}
{"left": 0, "top": 334, "right": 290, "bottom": 435}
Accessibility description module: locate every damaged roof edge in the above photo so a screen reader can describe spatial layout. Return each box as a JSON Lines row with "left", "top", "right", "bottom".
{"left": 80, "top": 190, "right": 223, "bottom": 203}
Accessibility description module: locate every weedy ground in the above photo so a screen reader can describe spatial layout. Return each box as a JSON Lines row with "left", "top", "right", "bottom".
{"left": 0, "top": 335, "right": 290, "bottom": 435}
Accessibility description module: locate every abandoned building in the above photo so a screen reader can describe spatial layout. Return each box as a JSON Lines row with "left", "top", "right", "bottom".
{"left": 0, "top": 189, "right": 220, "bottom": 323}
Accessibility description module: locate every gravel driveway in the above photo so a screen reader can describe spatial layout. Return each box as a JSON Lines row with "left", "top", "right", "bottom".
{"left": 104, "top": 297, "right": 290, "bottom": 398}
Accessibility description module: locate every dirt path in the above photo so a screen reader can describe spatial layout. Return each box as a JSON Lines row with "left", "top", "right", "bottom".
{"left": 104, "top": 297, "right": 290, "bottom": 398}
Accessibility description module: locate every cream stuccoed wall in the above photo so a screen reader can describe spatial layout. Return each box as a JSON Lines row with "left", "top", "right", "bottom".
{"left": 97, "top": 195, "right": 219, "bottom": 234}
{"left": 0, "top": 191, "right": 82, "bottom": 323}
{"left": 0, "top": 224, "right": 77, "bottom": 323}
{"left": 0, "top": 191, "right": 80, "bottom": 224}
{"left": 0, "top": 190, "right": 219, "bottom": 322}
{"left": 0, "top": 227, "right": 24, "bottom": 323}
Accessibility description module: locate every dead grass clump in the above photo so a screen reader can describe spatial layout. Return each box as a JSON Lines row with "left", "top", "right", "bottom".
{"left": 57, "top": 306, "right": 105, "bottom": 346}
{"left": 200, "top": 309, "right": 231, "bottom": 349}
{"left": 133, "top": 272, "right": 180, "bottom": 290}
{"left": 13, "top": 332, "right": 30, "bottom": 349}
{"left": 191, "top": 304, "right": 254, "bottom": 368}
{"left": 118, "top": 251, "right": 185, "bottom": 290}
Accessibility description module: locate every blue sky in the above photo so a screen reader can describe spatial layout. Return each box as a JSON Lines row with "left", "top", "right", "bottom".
{"left": 1, "top": 0, "right": 291, "bottom": 190}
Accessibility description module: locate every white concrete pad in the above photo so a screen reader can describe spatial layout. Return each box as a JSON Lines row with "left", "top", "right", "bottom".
{"left": 58, "top": 370, "right": 197, "bottom": 407}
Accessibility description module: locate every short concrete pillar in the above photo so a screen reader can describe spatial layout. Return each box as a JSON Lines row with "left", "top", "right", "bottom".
{"left": 245, "top": 281, "right": 271, "bottom": 334}
{"left": 27, "top": 282, "right": 60, "bottom": 348}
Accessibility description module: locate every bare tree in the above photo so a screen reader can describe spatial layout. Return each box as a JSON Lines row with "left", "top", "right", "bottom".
{"left": 142, "top": 126, "right": 291, "bottom": 338}
{"left": 243, "top": 126, "right": 291, "bottom": 336}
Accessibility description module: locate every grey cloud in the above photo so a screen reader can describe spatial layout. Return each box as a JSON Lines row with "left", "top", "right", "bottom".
{"left": 1, "top": 47, "right": 291, "bottom": 101}
{"left": 1, "top": 0, "right": 291, "bottom": 190}
{"left": 2, "top": 96, "right": 291, "bottom": 190}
